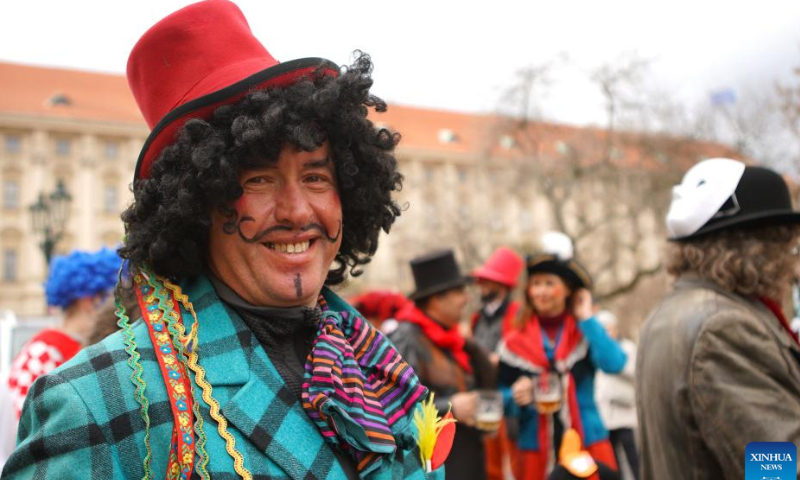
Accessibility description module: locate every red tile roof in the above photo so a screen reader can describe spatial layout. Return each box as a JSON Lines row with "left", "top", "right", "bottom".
{"left": 0, "top": 61, "right": 143, "bottom": 124}
{"left": 0, "top": 60, "right": 738, "bottom": 167}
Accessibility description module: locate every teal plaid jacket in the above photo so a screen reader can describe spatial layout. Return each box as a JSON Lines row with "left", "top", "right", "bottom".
{"left": 2, "top": 276, "right": 443, "bottom": 480}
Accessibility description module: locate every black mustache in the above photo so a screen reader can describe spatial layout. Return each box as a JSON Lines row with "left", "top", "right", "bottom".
{"left": 237, "top": 217, "right": 342, "bottom": 244}
{"left": 302, "top": 221, "right": 342, "bottom": 243}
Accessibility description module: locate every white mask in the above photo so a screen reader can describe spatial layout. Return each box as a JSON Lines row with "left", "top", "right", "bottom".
{"left": 666, "top": 158, "right": 745, "bottom": 239}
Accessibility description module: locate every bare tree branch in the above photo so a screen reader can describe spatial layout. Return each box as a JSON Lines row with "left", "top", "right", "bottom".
{"left": 596, "top": 263, "right": 664, "bottom": 302}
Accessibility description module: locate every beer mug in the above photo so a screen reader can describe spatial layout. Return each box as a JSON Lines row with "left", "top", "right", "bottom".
{"left": 475, "top": 389, "right": 503, "bottom": 432}
{"left": 531, "top": 371, "right": 562, "bottom": 415}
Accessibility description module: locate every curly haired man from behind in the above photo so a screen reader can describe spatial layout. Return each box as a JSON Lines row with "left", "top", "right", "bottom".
{"left": 3, "top": 1, "right": 441, "bottom": 479}
{"left": 636, "top": 158, "right": 800, "bottom": 480}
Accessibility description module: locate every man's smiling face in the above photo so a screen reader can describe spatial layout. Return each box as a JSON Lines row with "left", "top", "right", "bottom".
{"left": 207, "top": 142, "right": 342, "bottom": 307}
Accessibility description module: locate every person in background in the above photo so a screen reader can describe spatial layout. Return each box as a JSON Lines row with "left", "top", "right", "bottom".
{"left": 471, "top": 246, "right": 525, "bottom": 364}
{"left": 470, "top": 246, "right": 524, "bottom": 480}
{"left": 390, "top": 249, "right": 496, "bottom": 480}
{"left": 546, "top": 429, "right": 620, "bottom": 480}
{"left": 498, "top": 232, "right": 626, "bottom": 480}
{"left": 6, "top": 247, "right": 120, "bottom": 417}
{"left": 593, "top": 310, "right": 639, "bottom": 480}
{"left": 85, "top": 274, "right": 141, "bottom": 346}
{"left": 3, "top": 1, "right": 438, "bottom": 478}
{"left": 637, "top": 158, "right": 800, "bottom": 479}
{"left": 349, "top": 289, "right": 410, "bottom": 330}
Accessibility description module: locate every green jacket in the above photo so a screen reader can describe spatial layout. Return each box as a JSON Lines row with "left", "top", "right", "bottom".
{"left": 3, "top": 275, "right": 442, "bottom": 480}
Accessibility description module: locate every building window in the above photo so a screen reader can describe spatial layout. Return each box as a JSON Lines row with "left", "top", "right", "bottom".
{"left": 104, "top": 142, "right": 119, "bottom": 159}
{"left": 520, "top": 210, "right": 533, "bottom": 232}
{"left": 3, "top": 250, "right": 17, "bottom": 282}
{"left": 458, "top": 205, "right": 471, "bottom": 226}
{"left": 425, "top": 204, "right": 440, "bottom": 228}
{"left": 104, "top": 186, "right": 118, "bottom": 213}
{"left": 3, "top": 180, "right": 19, "bottom": 209}
{"left": 437, "top": 129, "right": 459, "bottom": 144}
{"left": 457, "top": 167, "right": 468, "bottom": 183}
{"left": 48, "top": 93, "right": 72, "bottom": 107}
{"left": 424, "top": 166, "right": 435, "bottom": 183}
{"left": 5, "top": 135, "right": 21, "bottom": 153}
{"left": 499, "top": 135, "right": 516, "bottom": 150}
{"left": 55, "top": 138, "right": 71, "bottom": 156}
{"left": 555, "top": 140, "right": 571, "bottom": 156}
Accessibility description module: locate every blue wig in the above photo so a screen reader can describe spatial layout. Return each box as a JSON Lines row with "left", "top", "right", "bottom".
{"left": 45, "top": 247, "right": 121, "bottom": 308}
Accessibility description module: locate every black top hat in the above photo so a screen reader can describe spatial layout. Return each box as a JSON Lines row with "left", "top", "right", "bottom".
{"left": 676, "top": 166, "right": 800, "bottom": 240}
{"left": 408, "top": 249, "right": 470, "bottom": 301}
{"left": 526, "top": 254, "right": 593, "bottom": 291}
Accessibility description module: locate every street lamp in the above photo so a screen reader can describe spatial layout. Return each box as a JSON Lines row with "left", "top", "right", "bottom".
{"left": 29, "top": 180, "right": 72, "bottom": 265}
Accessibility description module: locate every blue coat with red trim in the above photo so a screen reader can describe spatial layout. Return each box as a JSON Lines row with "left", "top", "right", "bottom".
{"left": 498, "top": 316, "right": 626, "bottom": 451}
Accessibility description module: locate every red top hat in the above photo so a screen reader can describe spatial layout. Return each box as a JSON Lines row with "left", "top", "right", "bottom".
{"left": 127, "top": 0, "right": 338, "bottom": 180}
{"left": 471, "top": 247, "right": 524, "bottom": 288}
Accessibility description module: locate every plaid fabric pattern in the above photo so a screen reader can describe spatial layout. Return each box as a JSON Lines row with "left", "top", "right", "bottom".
{"left": 2, "top": 275, "right": 442, "bottom": 480}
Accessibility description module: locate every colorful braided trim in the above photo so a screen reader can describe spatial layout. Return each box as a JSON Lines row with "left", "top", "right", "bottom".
{"left": 134, "top": 273, "right": 195, "bottom": 480}
{"left": 162, "top": 278, "right": 253, "bottom": 480}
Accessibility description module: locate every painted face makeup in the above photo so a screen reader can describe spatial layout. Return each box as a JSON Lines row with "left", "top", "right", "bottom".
{"left": 207, "top": 142, "right": 343, "bottom": 307}
{"left": 528, "top": 273, "right": 570, "bottom": 317}
{"left": 236, "top": 219, "right": 342, "bottom": 244}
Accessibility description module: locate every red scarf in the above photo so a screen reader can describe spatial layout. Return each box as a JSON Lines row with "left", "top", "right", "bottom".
{"left": 502, "top": 313, "right": 588, "bottom": 467}
{"left": 539, "top": 312, "right": 567, "bottom": 343}
{"left": 396, "top": 303, "right": 473, "bottom": 373}
{"left": 759, "top": 297, "right": 800, "bottom": 345}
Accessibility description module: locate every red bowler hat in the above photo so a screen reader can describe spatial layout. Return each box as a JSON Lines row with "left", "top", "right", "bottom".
{"left": 471, "top": 247, "right": 524, "bottom": 288}
{"left": 127, "top": 0, "right": 339, "bottom": 180}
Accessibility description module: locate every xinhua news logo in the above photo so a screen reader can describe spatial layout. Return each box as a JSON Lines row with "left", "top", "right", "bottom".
{"left": 745, "top": 442, "right": 797, "bottom": 480}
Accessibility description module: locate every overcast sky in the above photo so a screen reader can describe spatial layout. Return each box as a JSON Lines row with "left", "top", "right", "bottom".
{"left": 1, "top": 0, "right": 799, "bottom": 126}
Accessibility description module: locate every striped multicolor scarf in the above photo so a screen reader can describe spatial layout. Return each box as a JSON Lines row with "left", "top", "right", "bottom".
{"left": 302, "top": 301, "right": 428, "bottom": 478}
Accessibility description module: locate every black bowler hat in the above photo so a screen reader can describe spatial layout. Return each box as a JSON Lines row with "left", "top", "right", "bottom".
{"left": 408, "top": 249, "right": 470, "bottom": 301}
{"left": 667, "top": 158, "right": 800, "bottom": 240}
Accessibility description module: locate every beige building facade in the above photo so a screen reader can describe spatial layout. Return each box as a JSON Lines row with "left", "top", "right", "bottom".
{"left": 0, "top": 61, "right": 732, "bottom": 325}
{"left": 0, "top": 114, "right": 147, "bottom": 315}
{"left": 0, "top": 62, "right": 148, "bottom": 315}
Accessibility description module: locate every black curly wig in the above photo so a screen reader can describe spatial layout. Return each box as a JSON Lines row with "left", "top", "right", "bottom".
{"left": 120, "top": 53, "right": 403, "bottom": 285}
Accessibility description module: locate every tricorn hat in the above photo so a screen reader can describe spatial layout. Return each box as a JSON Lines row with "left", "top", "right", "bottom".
{"left": 666, "top": 158, "right": 800, "bottom": 240}
{"left": 526, "top": 232, "right": 592, "bottom": 290}
{"left": 127, "top": 0, "right": 339, "bottom": 181}
{"left": 408, "top": 249, "right": 470, "bottom": 301}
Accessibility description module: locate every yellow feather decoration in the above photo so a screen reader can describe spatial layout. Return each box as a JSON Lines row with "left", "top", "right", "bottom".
{"left": 413, "top": 393, "right": 457, "bottom": 472}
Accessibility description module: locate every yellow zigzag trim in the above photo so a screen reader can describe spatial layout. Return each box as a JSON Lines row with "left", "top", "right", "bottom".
{"left": 162, "top": 278, "right": 253, "bottom": 480}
